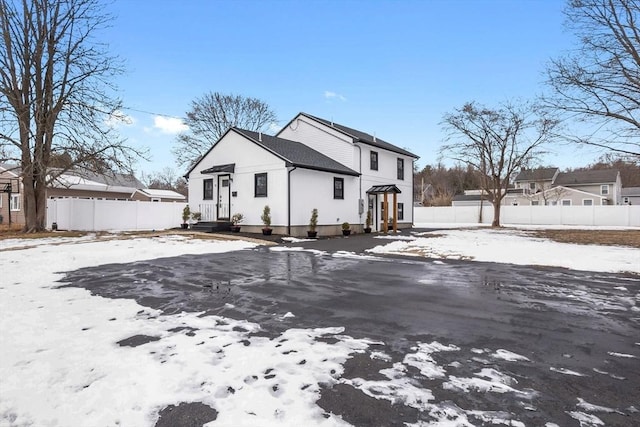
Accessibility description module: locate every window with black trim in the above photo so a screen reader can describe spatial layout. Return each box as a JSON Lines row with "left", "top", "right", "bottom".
{"left": 397, "top": 158, "right": 404, "bottom": 180}
{"left": 334, "top": 177, "right": 344, "bottom": 199}
{"left": 255, "top": 173, "right": 267, "bottom": 197}
{"left": 203, "top": 179, "right": 213, "bottom": 200}
{"left": 398, "top": 202, "right": 404, "bottom": 220}
{"left": 370, "top": 151, "right": 378, "bottom": 170}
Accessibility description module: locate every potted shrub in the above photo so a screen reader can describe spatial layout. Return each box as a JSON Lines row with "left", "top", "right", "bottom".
{"left": 341, "top": 221, "right": 351, "bottom": 236}
{"left": 231, "top": 213, "right": 244, "bottom": 232}
{"left": 364, "top": 210, "right": 372, "bottom": 233}
{"left": 261, "top": 205, "right": 272, "bottom": 235}
{"left": 308, "top": 208, "right": 318, "bottom": 238}
{"left": 191, "top": 211, "right": 202, "bottom": 222}
{"left": 181, "top": 205, "right": 191, "bottom": 229}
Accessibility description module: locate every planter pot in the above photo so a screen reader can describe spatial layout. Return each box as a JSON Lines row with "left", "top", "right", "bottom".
{"left": 262, "top": 228, "right": 273, "bottom": 236}
{"left": 307, "top": 231, "right": 317, "bottom": 238}
{"left": 181, "top": 223, "right": 188, "bottom": 229}
{"left": 364, "top": 227, "right": 371, "bottom": 234}
{"left": 342, "top": 229, "right": 351, "bottom": 236}
{"left": 231, "top": 225, "right": 241, "bottom": 233}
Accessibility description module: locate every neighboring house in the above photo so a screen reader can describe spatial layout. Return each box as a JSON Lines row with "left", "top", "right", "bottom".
{"left": 509, "top": 168, "right": 622, "bottom": 206}
{"left": 0, "top": 165, "right": 24, "bottom": 226}
{"left": 451, "top": 190, "right": 490, "bottom": 207}
{"left": 0, "top": 163, "right": 166, "bottom": 227}
{"left": 622, "top": 187, "right": 640, "bottom": 205}
{"left": 48, "top": 171, "right": 144, "bottom": 200}
{"left": 131, "top": 188, "right": 186, "bottom": 202}
{"left": 186, "top": 113, "right": 418, "bottom": 236}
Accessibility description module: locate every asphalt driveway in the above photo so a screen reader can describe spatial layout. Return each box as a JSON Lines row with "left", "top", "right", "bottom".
{"left": 59, "top": 233, "right": 640, "bottom": 426}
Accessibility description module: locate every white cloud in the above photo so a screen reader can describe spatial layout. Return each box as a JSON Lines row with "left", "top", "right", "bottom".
{"left": 104, "top": 110, "right": 135, "bottom": 128}
{"left": 324, "top": 91, "right": 347, "bottom": 102}
{"left": 268, "top": 122, "right": 280, "bottom": 134}
{"left": 154, "top": 116, "right": 188, "bottom": 134}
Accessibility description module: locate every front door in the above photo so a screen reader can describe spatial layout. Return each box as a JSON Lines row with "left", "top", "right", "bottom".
{"left": 217, "top": 175, "right": 230, "bottom": 220}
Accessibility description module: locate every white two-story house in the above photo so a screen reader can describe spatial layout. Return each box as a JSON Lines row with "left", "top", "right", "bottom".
{"left": 186, "top": 112, "right": 418, "bottom": 236}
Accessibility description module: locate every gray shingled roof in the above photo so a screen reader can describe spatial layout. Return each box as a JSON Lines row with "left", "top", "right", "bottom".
{"left": 554, "top": 169, "right": 619, "bottom": 186}
{"left": 622, "top": 186, "right": 640, "bottom": 196}
{"left": 234, "top": 129, "right": 360, "bottom": 176}
{"left": 299, "top": 113, "right": 418, "bottom": 158}
{"left": 1, "top": 163, "right": 143, "bottom": 187}
{"left": 514, "top": 167, "right": 558, "bottom": 182}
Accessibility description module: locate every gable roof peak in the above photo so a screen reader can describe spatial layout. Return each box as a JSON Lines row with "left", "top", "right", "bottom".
{"left": 291, "top": 112, "right": 418, "bottom": 159}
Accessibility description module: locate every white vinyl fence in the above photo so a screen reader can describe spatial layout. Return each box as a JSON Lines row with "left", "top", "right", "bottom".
{"left": 47, "top": 198, "right": 188, "bottom": 231}
{"left": 415, "top": 205, "right": 640, "bottom": 227}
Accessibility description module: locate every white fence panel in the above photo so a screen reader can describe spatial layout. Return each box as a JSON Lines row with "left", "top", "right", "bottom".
{"left": 415, "top": 205, "right": 640, "bottom": 227}
{"left": 47, "top": 199, "right": 188, "bottom": 231}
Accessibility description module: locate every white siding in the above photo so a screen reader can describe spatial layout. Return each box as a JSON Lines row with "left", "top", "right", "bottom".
{"left": 289, "top": 168, "right": 360, "bottom": 227}
{"left": 188, "top": 131, "right": 288, "bottom": 226}
{"left": 278, "top": 115, "right": 355, "bottom": 169}
{"left": 358, "top": 144, "right": 415, "bottom": 229}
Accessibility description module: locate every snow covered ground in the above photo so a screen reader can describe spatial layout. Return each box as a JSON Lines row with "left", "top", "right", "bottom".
{"left": 368, "top": 224, "right": 640, "bottom": 274}
{"left": 0, "top": 228, "right": 638, "bottom": 426}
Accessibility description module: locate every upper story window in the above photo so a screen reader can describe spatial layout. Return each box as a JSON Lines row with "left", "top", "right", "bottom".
{"left": 10, "top": 194, "right": 20, "bottom": 211}
{"left": 255, "top": 173, "right": 268, "bottom": 197}
{"left": 529, "top": 182, "right": 536, "bottom": 190}
{"left": 561, "top": 199, "right": 571, "bottom": 206}
{"left": 203, "top": 179, "right": 214, "bottom": 200}
{"left": 600, "top": 185, "right": 609, "bottom": 195}
{"left": 334, "top": 177, "right": 344, "bottom": 199}
{"left": 397, "top": 158, "right": 404, "bottom": 180}
{"left": 531, "top": 200, "right": 539, "bottom": 206}
{"left": 370, "top": 151, "right": 378, "bottom": 171}
{"left": 583, "top": 199, "right": 593, "bottom": 206}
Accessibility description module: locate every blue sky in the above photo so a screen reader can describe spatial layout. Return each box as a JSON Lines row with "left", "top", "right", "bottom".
{"left": 102, "top": 0, "right": 595, "bottom": 176}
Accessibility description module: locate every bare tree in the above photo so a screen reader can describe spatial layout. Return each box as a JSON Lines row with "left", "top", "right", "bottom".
{"left": 543, "top": 0, "right": 640, "bottom": 157}
{"left": 140, "top": 167, "right": 187, "bottom": 196}
{"left": 173, "top": 92, "right": 277, "bottom": 168}
{"left": 440, "top": 101, "right": 558, "bottom": 226}
{"left": 0, "top": 0, "right": 146, "bottom": 232}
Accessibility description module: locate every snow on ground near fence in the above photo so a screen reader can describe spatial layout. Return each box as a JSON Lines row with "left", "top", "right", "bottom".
{"left": 368, "top": 225, "right": 640, "bottom": 274}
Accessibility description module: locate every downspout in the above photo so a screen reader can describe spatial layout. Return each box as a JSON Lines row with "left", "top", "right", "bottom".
{"left": 287, "top": 166, "right": 297, "bottom": 235}
{"left": 354, "top": 142, "right": 362, "bottom": 225}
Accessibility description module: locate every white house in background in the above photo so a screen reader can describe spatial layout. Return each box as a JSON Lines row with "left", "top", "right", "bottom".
{"left": 131, "top": 188, "right": 186, "bottom": 202}
{"left": 186, "top": 113, "right": 418, "bottom": 236}
{"left": 622, "top": 187, "right": 640, "bottom": 205}
{"left": 509, "top": 168, "right": 622, "bottom": 206}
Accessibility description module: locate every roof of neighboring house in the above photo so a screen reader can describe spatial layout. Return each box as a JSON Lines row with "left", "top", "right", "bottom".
{"left": 291, "top": 113, "right": 419, "bottom": 159}
{"left": 554, "top": 169, "right": 619, "bottom": 186}
{"left": 50, "top": 170, "right": 144, "bottom": 194}
{"left": 622, "top": 186, "right": 640, "bottom": 196}
{"left": 536, "top": 185, "right": 602, "bottom": 198}
{"left": 514, "top": 167, "right": 558, "bottom": 182}
{"left": 234, "top": 128, "right": 360, "bottom": 176}
{"left": 133, "top": 188, "right": 186, "bottom": 200}
{"left": 1, "top": 164, "right": 144, "bottom": 193}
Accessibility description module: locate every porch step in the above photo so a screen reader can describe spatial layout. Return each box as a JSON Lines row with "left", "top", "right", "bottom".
{"left": 192, "top": 221, "right": 232, "bottom": 233}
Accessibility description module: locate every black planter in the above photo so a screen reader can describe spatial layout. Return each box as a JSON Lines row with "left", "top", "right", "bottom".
{"left": 342, "top": 229, "right": 351, "bottom": 236}
{"left": 231, "top": 225, "right": 241, "bottom": 233}
{"left": 307, "top": 231, "right": 317, "bottom": 238}
{"left": 262, "top": 228, "right": 272, "bottom": 236}
{"left": 181, "top": 223, "right": 188, "bottom": 229}
{"left": 364, "top": 227, "right": 372, "bottom": 234}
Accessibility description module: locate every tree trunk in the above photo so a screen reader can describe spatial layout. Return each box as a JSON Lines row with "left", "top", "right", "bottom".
{"left": 492, "top": 201, "right": 501, "bottom": 227}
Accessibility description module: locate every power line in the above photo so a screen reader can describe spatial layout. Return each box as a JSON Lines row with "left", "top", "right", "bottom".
{"left": 120, "top": 107, "right": 184, "bottom": 120}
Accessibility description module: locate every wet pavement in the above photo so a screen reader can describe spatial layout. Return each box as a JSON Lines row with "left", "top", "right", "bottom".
{"left": 59, "top": 232, "right": 640, "bottom": 426}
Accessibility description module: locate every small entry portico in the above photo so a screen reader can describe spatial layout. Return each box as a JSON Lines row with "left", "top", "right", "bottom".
{"left": 200, "top": 163, "right": 235, "bottom": 221}
{"left": 366, "top": 184, "right": 401, "bottom": 233}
